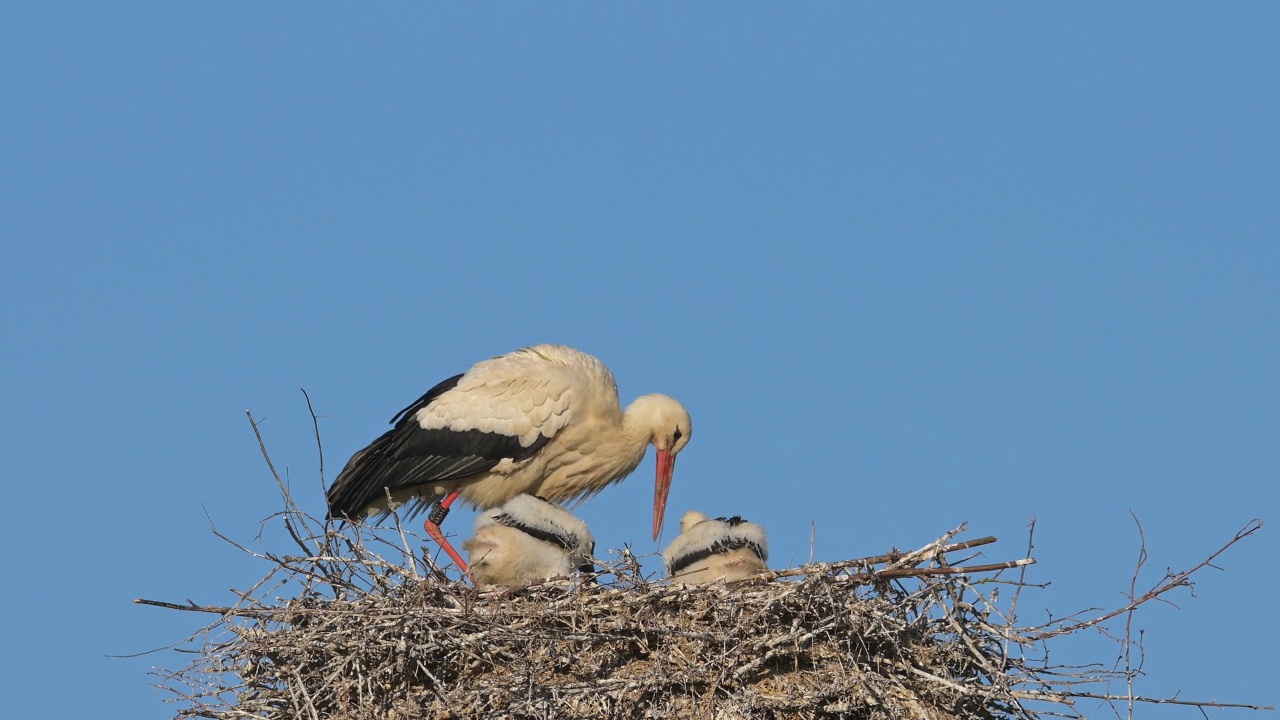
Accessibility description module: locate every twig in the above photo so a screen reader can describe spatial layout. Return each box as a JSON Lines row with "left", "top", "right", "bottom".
{"left": 300, "top": 387, "right": 325, "bottom": 488}
{"left": 756, "top": 535, "right": 1000, "bottom": 582}
{"left": 1050, "top": 692, "right": 1271, "bottom": 711}
{"left": 133, "top": 598, "right": 263, "bottom": 616}
{"left": 1123, "top": 510, "right": 1147, "bottom": 720}
{"left": 809, "top": 520, "right": 815, "bottom": 565}
{"left": 1027, "top": 519, "right": 1264, "bottom": 641}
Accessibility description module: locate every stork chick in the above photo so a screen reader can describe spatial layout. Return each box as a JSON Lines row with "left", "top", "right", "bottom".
{"left": 463, "top": 494, "right": 596, "bottom": 587}
{"left": 663, "top": 510, "right": 768, "bottom": 584}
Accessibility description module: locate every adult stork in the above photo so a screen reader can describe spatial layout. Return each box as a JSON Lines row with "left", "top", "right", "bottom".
{"left": 326, "top": 344, "right": 692, "bottom": 571}
{"left": 663, "top": 510, "right": 769, "bottom": 584}
{"left": 463, "top": 494, "right": 596, "bottom": 586}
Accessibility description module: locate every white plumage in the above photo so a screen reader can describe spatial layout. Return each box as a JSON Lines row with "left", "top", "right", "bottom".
{"left": 463, "top": 494, "right": 595, "bottom": 586}
{"left": 663, "top": 510, "right": 769, "bottom": 584}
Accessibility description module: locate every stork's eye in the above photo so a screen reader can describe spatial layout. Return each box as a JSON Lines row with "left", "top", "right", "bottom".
{"left": 673, "top": 427, "right": 683, "bottom": 442}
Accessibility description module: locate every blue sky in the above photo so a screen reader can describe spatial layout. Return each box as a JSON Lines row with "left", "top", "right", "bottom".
{"left": 2, "top": 3, "right": 1276, "bottom": 717}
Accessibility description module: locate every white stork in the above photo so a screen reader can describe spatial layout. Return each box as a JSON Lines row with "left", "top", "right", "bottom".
{"left": 326, "top": 344, "right": 692, "bottom": 571}
{"left": 463, "top": 494, "right": 595, "bottom": 586}
{"left": 663, "top": 510, "right": 768, "bottom": 584}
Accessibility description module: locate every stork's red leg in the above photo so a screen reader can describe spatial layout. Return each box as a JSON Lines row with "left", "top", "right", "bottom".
{"left": 425, "top": 491, "right": 470, "bottom": 575}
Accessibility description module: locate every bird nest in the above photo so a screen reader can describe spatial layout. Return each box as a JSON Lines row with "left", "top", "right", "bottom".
{"left": 138, "top": 418, "right": 1267, "bottom": 720}
{"left": 139, "top": 510, "right": 1266, "bottom": 720}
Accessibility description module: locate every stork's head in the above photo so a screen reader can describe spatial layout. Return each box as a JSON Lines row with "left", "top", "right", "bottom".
{"left": 629, "top": 393, "right": 692, "bottom": 541}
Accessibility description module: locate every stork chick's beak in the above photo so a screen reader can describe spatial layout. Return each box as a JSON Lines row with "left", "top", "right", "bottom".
{"left": 653, "top": 449, "right": 676, "bottom": 540}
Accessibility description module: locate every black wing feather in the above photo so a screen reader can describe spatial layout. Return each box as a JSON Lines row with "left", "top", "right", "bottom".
{"left": 326, "top": 373, "right": 552, "bottom": 519}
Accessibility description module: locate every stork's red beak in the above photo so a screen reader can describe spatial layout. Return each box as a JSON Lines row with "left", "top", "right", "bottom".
{"left": 653, "top": 449, "right": 676, "bottom": 540}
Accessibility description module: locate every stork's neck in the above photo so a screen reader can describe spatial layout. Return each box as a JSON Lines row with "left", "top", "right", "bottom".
{"left": 611, "top": 399, "right": 659, "bottom": 473}
{"left": 577, "top": 395, "right": 666, "bottom": 484}
{"left": 591, "top": 404, "right": 645, "bottom": 476}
